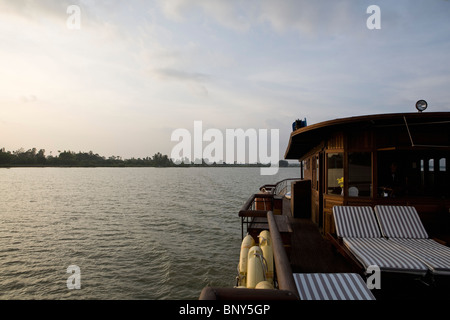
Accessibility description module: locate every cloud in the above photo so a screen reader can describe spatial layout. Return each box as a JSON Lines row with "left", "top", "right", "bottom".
{"left": 152, "top": 68, "right": 210, "bottom": 97}
{"left": 0, "top": 0, "right": 76, "bottom": 24}
{"left": 153, "top": 68, "right": 209, "bottom": 82}
{"left": 258, "top": 0, "right": 360, "bottom": 35}
{"left": 155, "top": 0, "right": 366, "bottom": 36}
{"left": 155, "top": 0, "right": 450, "bottom": 43}
{"left": 0, "top": 0, "right": 132, "bottom": 40}
{"left": 20, "top": 95, "right": 37, "bottom": 103}
{"left": 157, "top": 0, "right": 254, "bottom": 32}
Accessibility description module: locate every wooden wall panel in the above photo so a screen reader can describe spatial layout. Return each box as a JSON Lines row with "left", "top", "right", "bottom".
{"left": 327, "top": 132, "right": 344, "bottom": 150}
{"left": 322, "top": 195, "right": 344, "bottom": 235}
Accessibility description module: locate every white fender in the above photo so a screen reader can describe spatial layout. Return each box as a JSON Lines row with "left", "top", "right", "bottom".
{"left": 255, "top": 280, "right": 274, "bottom": 289}
{"left": 246, "top": 246, "right": 265, "bottom": 289}
{"left": 259, "top": 230, "right": 274, "bottom": 285}
{"left": 238, "top": 234, "right": 255, "bottom": 287}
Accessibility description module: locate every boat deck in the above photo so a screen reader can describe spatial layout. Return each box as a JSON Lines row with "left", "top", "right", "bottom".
{"left": 280, "top": 198, "right": 357, "bottom": 273}
{"left": 288, "top": 217, "right": 355, "bottom": 273}
{"left": 248, "top": 197, "right": 450, "bottom": 300}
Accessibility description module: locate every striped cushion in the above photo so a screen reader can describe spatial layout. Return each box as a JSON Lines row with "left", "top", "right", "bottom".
{"left": 391, "top": 239, "right": 450, "bottom": 275}
{"left": 333, "top": 206, "right": 381, "bottom": 238}
{"left": 374, "top": 205, "right": 428, "bottom": 239}
{"left": 293, "top": 273, "right": 375, "bottom": 300}
{"left": 343, "top": 238, "right": 428, "bottom": 275}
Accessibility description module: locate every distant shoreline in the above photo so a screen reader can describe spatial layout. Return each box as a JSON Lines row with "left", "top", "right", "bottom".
{"left": 0, "top": 164, "right": 300, "bottom": 168}
{"left": 0, "top": 148, "right": 299, "bottom": 168}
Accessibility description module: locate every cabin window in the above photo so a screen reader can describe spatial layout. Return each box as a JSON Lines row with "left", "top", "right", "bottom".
{"left": 378, "top": 152, "right": 449, "bottom": 198}
{"left": 439, "top": 158, "right": 446, "bottom": 172}
{"left": 348, "top": 152, "right": 372, "bottom": 197}
{"left": 429, "top": 159, "right": 435, "bottom": 172}
{"left": 327, "top": 152, "right": 343, "bottom": 195}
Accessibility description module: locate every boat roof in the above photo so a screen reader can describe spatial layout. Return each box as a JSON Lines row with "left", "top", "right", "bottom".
{"left": 284, "top": 111, "right": 450, "bottom": 159}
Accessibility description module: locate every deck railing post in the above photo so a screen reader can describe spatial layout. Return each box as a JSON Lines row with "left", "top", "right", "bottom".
{"left": 267, "top": 211, "right": 299, "bottom": 298}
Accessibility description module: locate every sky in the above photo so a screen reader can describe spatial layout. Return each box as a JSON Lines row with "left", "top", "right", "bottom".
{"left": 1, "top": 0, "right": 450, "bottom": 161}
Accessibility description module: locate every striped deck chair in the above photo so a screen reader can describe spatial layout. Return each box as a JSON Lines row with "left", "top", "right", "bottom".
{"left": 333, "top": 206, "right": 428, "bottom": 275}
{"left": 293, "top": 273, "right": 375, "bottom": 300}
{"left": 375, "top": 205, "right": 450, "bottom": 275}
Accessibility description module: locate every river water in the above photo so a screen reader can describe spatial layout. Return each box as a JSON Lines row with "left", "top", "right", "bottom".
{"left": 0, "top": 167, "right": 299, "bottom": 299}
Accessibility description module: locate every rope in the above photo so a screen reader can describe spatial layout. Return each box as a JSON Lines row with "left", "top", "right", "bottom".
{"left": 254, "top": 252, "right": 268, "bottom": 281}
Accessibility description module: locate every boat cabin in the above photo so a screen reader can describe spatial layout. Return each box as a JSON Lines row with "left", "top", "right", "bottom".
{"left": 284, "top": 111, "right": 450, "bottom": 239}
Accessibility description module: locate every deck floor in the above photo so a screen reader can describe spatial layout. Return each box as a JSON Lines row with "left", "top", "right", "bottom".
{"left": 275, "top": 197, "right": 450, "bottom": 299}
{"left": 279, "top": 198, "right": 355, "bottom": 273}
{"left": 288, "top": 217, "right": 356, "bottom": 273}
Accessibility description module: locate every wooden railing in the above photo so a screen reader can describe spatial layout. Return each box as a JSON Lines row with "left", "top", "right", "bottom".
{"left": 199, "top": 287, "right": 297, "bottom": 300}
{"left": 238, "top": 193, "right": 273, "bottom": 239}
{"left": 267, "top": 211, "right": 298, "bottom": 297}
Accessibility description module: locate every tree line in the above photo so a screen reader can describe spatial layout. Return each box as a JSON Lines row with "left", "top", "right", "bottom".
{"left": 0, "top": 147, "right": 282, "bottom": 167}
{"left": 0, "top": 148, "right": 174, "bottom": 167}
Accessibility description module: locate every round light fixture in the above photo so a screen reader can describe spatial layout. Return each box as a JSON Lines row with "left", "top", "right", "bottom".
{"left": 415, "top": 100, "right": 427, "bottom": 112}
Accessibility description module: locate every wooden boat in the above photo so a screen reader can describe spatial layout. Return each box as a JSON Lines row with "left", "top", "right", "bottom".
{"left": 200, "top": 105, "right": 450, "bottom": 300}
